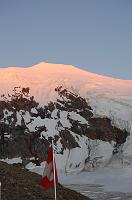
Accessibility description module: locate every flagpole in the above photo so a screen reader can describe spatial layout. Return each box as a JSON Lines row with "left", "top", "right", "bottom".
{"left": 52, "top": 139, "right": 57, "bottom": 200}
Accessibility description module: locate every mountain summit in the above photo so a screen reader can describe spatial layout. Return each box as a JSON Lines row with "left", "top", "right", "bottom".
{"left": 0, "top": 62, "right": 132, "bottom": 105}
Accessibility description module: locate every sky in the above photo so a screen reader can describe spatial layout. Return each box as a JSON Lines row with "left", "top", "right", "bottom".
{"left": 0, "top": 0, "right": 132, "bottom": 79}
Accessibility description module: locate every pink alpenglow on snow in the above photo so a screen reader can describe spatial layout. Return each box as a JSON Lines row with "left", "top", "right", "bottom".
{"left": 0, "top": 62, "right": 132, "bottom": 106}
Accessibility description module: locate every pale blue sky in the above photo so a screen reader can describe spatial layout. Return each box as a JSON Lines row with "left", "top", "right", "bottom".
{"left": 0, "top": 0, "right": 132, "bottom": 79}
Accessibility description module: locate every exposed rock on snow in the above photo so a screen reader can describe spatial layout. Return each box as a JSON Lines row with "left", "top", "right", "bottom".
{"left": 0, "top": 85, "right": 130, "bottom": 172}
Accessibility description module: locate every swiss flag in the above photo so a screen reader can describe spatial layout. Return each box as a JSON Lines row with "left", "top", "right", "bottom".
{"left": 41, "top": 146, "right": 58, "bottom": 191}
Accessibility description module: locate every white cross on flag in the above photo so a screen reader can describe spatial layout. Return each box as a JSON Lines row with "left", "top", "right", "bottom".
{"left": 41, "top": 146, "right": 58, "bottom": 191}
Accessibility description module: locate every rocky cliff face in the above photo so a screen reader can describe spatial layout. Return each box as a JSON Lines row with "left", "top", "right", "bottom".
{"left": 0, "top": 86, "right": 129, "bottom": 171}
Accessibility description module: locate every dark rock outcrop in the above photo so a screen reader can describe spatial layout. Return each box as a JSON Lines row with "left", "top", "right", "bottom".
{"left": 0, "top": 86, "right": 130, "bottom": 163}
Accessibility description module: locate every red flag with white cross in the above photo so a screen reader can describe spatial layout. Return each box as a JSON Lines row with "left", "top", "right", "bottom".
{"left": 41, "top": 146, "right": 58, "bottom": 191}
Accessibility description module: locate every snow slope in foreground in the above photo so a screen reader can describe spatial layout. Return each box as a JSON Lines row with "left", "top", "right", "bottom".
{"left": 60, "top": 167, "right": 132, "bottom": 193}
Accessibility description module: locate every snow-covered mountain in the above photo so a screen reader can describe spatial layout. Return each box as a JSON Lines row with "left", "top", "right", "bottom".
{"left": 0, "top": 62, "right": 132, "bottom": 172}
